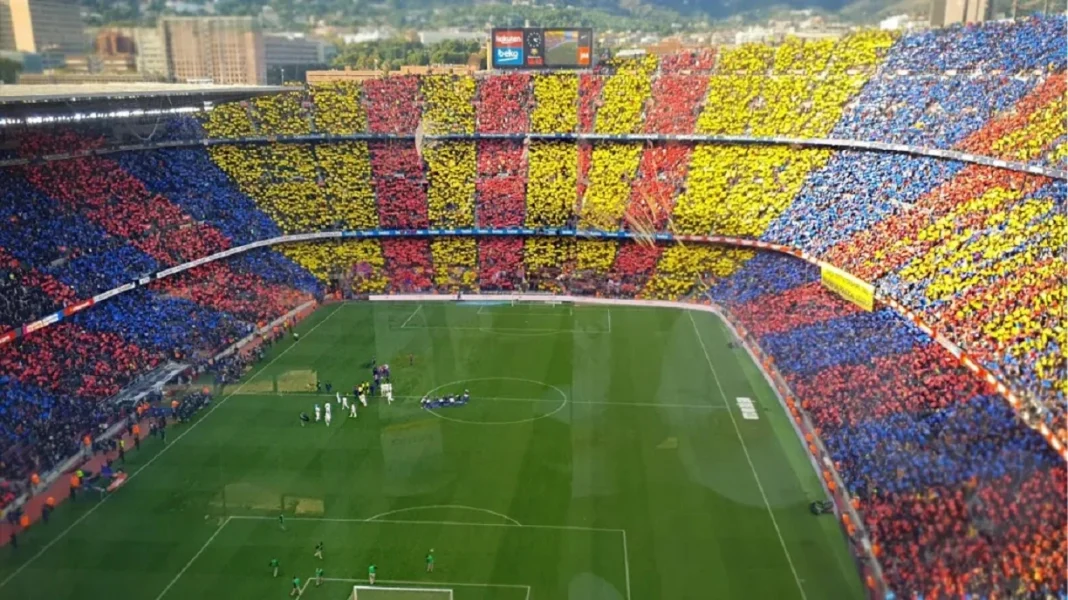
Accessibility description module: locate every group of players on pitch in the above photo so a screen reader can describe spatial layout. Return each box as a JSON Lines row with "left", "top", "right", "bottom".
{"left": 269, "top": 527, "right": 435, "bottom": 597}
{"left": 299, "top": 362, "right": 395, "bottom": 427}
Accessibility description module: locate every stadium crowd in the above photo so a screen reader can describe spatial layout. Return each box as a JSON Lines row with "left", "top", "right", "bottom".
{"left": 0, "top": 16, "right": 1063, "bottom": 599}
{"left": 710, "top": 254, "right": 1066, "bottom": 600}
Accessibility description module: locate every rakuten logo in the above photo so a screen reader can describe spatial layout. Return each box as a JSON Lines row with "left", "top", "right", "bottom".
{"left": 495, "top": 31, "right": 523, "bottom": 47}
{"left": 495, "top": 47, "right": 523, "bottom": 66}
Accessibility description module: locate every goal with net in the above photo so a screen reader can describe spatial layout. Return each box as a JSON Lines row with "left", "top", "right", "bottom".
{"left": 352, "top": 585, "right": 453, "bottom": 600}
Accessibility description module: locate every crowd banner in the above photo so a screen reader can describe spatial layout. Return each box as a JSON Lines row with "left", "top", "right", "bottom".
{"left": 3, "top": 227, "right": 1062, "bottom": 463}
{"left": 820, "top": 263, "right": 876, "bottom": 311}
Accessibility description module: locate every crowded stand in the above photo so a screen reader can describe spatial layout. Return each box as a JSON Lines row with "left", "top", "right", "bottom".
{"left": 0, "top": 15, "right": 1064, "bottom": 600}
{"left": 310, "top": 81, "right": 368, "bottom": 134}
{"left": 709, "top": 253, "right": 1065, "bottom": 600}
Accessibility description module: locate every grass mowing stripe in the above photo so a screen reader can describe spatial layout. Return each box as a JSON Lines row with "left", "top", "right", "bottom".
{"left": 0, "top": 302, "right": 344, "bottom": 593}
{"left": 154, "top": 516, "right": 233, "bottom": 600}
{"left": 400, "top": 304, "right": 423, "bottom": 328}
{"left": 227, "top": 514, "right": 626, "bottom": 534}
{"left": 687, "top": 310, "right": 808, "bottom": 600}
{"left": 241, "top": 391, "right": 729, "bottom": 410}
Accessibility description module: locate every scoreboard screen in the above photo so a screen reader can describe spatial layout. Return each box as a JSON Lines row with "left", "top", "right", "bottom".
{"left": 491, "top": 28, "right": 593, "bottom": 69}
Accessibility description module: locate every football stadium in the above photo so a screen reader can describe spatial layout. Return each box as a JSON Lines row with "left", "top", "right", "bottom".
{"left": 0, "top": 16, "right": 1066, "bottom": 600}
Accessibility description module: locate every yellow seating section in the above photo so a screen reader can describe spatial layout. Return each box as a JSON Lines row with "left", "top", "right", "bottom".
{"left": 525, "top": 141, "right": 577, "bottom": 228}
{"left": 280, "top": 240, "right": 388, "bottom": 293}
{"left": 524, "top": 238, "right": 575, "bottom": 292}
{"left": 203, "top": 101, "right": 256, "bottom": 137}
{"left": 314, "top": 142, "right": 379, "bottom": 229}
{"left": 673, "top": 145, "right": 830, "bottom": 238}
{"left": 310, "top": 82, "right": 368, "bottom": 134}
{"left": 431, "top": 238, "right": 478, "bottom": 290}
{"left": 422, "top": 75, "right": 478, "bottom": 228}
{"left": 425, "top": 141, "right": 477, "bottom": 228}
{"left": 641, "top": 245, "right": 754, "bottom": 300}
{"left": 896, "top": 184, "right": 1066, "bottom": 396}
{"left": 249, "top": 92, "right": 312, "bottom": 135}
{"left": 576, "top": 240, "right": 617, "bottom": 272}
{"left": 421, "top": 74, "right": 477, "bottom": 135}
{"left": 530, "top": 73, "right": 578, "bottom": 134}
{"left": 717, "top": 43, "right": 775, "bottom": 74}
{"left": 992, "top": 94, "right": 1067, "bottom": 164}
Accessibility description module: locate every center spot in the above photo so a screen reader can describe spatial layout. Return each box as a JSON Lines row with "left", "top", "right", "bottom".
{"left": 420, "top": 377, "right": 569, "bottom": 425}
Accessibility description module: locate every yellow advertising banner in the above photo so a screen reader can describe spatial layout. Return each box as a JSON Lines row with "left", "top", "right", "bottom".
{"left": 820, "top": 263, "right": 875, "bottom": 311}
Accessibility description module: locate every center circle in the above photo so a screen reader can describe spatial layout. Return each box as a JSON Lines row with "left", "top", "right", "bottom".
{"left": 419, "top": 377, "right": 568, "bottom": 425}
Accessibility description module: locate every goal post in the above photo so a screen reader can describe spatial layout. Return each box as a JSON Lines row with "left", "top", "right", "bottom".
{"left": 351, "top": 585, "right": 453, "bottom": 600}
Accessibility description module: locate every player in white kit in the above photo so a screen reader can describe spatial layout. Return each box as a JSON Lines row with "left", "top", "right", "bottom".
{"left": 358, "top": 390, "right": 368, "bottom": 408}
{"left": 382, "top": 382, "right": 393, "bottom": 404}
{"left": 342, "top": 395, "right": 349, "bottom": 409}
{"left": 324, "top": 402, "right": 332, "bottom": 426}
{"left": 314, "top": 403, "right": 321, "bottom": 422}
{"left": 349, "top": 399, "right": 358, "bottom": 418}
{"left": 335, "top": 392, "right": 341, "bottom": 405}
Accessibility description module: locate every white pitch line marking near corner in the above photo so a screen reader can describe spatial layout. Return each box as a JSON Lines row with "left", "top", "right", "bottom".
{"left": 400, "top": 304, "right": 423, "bottom": 328}
{"left": 326, "top": 577, "right": 532, "bottom": 593}
{"left": 621, "top": 529, "right": 632, "bottom": 600}
{"left": 687, "top": 311, "right": 808, "bottom": 600}
{"left": 0, "top": 303, "right": 346, "bottom": 593}
{"left": 154, "top": 516, "right": 232, "bottom": 600}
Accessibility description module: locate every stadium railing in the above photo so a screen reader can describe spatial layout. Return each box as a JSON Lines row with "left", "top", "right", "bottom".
{"left": 0, "top": 133, "right": 1063, "bottom": 180}
{"left": 3, "top": 227, "right": 1062, "bottom": 465}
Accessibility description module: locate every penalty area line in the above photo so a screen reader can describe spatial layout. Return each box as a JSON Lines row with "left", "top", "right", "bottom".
{"left": 0, "top": 303, "right": 345, "bottom": 594}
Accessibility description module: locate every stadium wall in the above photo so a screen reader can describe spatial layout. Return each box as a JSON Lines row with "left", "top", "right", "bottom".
{"left": 3, "top": 228, "right": 1061, "bottom": 465}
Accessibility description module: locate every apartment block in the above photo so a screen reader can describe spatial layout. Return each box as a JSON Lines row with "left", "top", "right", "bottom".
{"left": 0, "top": 0, "right": 85, "bottom": 56}
{"left": 161, "top": 16, "right": 265, "bottom": 85}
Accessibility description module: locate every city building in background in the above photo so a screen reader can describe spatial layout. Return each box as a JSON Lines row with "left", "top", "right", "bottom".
{"left": 162, "top": 16, "right": 265, "bottom": 85}
{"left": 134, "top": 25, "right": 171, "bottom": 80}
{"left": 0, "top": 0, "right": 86, "bottom": 67}
{"left": 264, "top": 31, "right": 335, "bottom": 84}
{"left": 930, "top": 0, "right": 991, "bottom": 26}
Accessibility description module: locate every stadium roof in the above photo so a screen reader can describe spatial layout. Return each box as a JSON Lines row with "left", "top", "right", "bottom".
{"left": 0, "top": 83, "right": 289, "bottom": 122}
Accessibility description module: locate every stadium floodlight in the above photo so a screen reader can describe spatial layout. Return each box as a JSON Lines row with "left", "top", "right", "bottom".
{"left": 352, "top": 585, "right": 454, "bottom": 599}
{"left": 0, "top": 105, "right": 203, "bottom": 128}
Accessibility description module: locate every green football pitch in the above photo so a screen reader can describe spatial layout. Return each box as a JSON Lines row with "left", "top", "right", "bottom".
{"left": 0, "top": 301, "right": 864, "bottom": 600}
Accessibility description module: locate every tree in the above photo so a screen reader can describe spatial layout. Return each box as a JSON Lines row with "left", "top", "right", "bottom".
{"left": 0, "top": 58, "right": 22, "bottom": 84}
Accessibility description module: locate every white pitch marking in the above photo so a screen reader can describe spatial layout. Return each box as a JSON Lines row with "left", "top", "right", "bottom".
{"left": 0, "top": 303, "right": 346, "bottom": 593}
{"left": 688, "top": 311, "right": 808, "bottom": 600}
{"left": 400, "top": 304, "right": 424, "bottom": 328}
{"left": 364, "top": 504, "right": 522, "bottom": 526}
{"left": 227, "top": 514, "right": 625, "bottom": 534}
{"left": 154, "top": 516, "right": 232, "bottom": 600}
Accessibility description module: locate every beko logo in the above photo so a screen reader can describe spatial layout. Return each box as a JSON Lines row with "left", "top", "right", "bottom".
{"left": 495, "top": 47, "right": 523, "bottom": 65}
